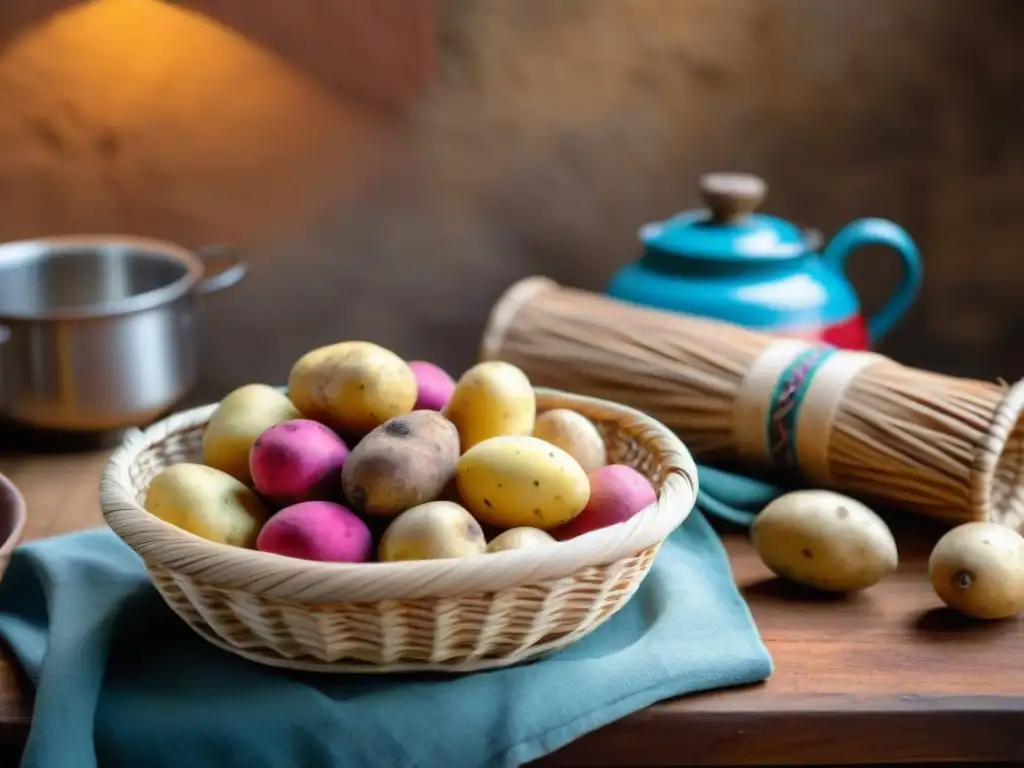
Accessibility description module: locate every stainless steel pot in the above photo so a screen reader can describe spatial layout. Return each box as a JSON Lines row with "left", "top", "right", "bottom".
{"left": 0, "top": 236, "right": 247, "bottom": 432}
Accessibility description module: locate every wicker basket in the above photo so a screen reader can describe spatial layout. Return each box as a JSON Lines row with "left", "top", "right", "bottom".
{"left": 0, "top": 473, "right": 26, "bottom": 588}
{"left": 100, "top": 388, "right": 698, "bottom": 673}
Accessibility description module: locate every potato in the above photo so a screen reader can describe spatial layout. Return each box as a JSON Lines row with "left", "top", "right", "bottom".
{"left": 408, "top": 360, "right": 457, "bottom": 412}
{"left": 444, "top": 361, "right": 535, "bottom": 451}
{"left": 249, "top": 419, "right": 350, "bottom": 505}
{"left": 456, "top": 435, "right": 590, "bottom": 530}
{"left": 202, "top": 384, "right": 301, "bottom": 483}
{"left": 288, "top": 341, "right": 417, "bottom": 433}
{"left": 378, "top": 501, "right": 487, "bottom": 562}
{"left": 256, "top": 501, "right": 372, "bottom": 563}
{"left": 928, "top": 522, "right": 1024, "bottom": 619}
{"left": 487, "top": 527, "right": 557, "bottom": 553}
{"left": 552, "top": 464, "right": 656, "bottom": 540}
{"left": 751, "top": 490, "right": 898, "bottom": 592}
{"left": 144, "top": 463, "right": 271, "bottom": 548}
{"left": 533, "top": 409, "right": 607, "bottom": 474}
{"left": 341, "top": 410, "right": 460, "bottom": 517}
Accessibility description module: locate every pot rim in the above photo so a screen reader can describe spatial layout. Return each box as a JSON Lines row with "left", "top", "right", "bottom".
{"left": 0, "top": 234, "right": 204, "bottom": 323}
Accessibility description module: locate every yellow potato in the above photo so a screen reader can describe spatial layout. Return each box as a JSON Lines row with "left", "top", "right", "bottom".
{"left": 444, "top": 361, "right": 535, "bottom": 451}
{"left": 144, "top": 463, "right": 272, "bottom": 548}
{"left": 487, "top": 527, "right": 557, "bottom": 553}
{"left": 533, "top": 409, "right": 607, "bottom": 473}
{"left": 456, "top": 435, "right": 590, "bottom": 530}
{"left": 287, "top": 341, "right": 417, "bottom": 433}
{"left": 929, "top": 522, "right": 1024, "bottom": 619}
{"left": 378, "top": 501, "right": 487, "bottom": 562}
{"left": 202, "top": 384, "right": 301, "bottom": 483}
{"left": 751, "top": 490, "right": 898, "bottom": 592}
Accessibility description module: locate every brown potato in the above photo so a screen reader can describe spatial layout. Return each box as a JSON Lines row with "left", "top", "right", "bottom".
{"left": 341, "top": 410, "right": 460, "bottom": 517}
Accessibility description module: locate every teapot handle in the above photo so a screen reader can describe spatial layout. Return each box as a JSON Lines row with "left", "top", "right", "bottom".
{"left": 821, "top": 218, "right": 922, "bottom": 346}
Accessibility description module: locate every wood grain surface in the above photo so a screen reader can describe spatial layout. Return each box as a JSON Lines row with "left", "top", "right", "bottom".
{"left": 0, "top": 445, "right": 1022, "bottom": 765}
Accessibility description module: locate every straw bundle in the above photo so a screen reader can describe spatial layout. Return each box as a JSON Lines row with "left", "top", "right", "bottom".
{"left": 480, "top": 276, "right": 1024, "bottom": 529}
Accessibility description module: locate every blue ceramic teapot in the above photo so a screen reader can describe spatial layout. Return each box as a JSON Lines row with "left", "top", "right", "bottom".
{"left": 606, "top": 172, "right": 922, "bottom": 349}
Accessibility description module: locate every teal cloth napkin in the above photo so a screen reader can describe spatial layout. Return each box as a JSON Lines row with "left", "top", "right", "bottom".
{"left": 0, "top": 464, "right": 784, "bottom": 768}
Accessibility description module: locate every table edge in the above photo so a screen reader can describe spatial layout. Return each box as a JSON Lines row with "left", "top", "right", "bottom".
{"left": 542, "top": 693, "right": 1024, "bottom": 765}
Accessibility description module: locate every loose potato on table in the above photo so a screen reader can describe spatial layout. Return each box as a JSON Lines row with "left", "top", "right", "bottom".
{"left": 144, "top": 463, "right": 272, "bottom": 548}
{"left": 202, "top": 384, "right": 301, "bottom": 484}
{"left": 378, "top": 501, "right": 487, "bottom": 562}
{"left": 929, "top": 521, "right": 1024, "bottom": 620}
{"left": 533, "top": 409, "right": 607, "bottom": 474}
{"left": 456, "top": 435, "right": 590, "bottom": 530}
{"left": 249, "top": 419, "right": 350, "bottom": 505}
{"left": 342, "top": 410, "right": 460, "bottom": 517}
{"left": 751, "top": 490, "right": 898, "bottom": 593}
{"left": 288, "top": 341, "right": 417, "bottom": 433}
{"left": 445, "top": 361, "right": 536, "bottom": 451}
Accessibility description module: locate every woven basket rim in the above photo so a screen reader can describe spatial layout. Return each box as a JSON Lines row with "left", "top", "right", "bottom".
{"left": 0, "top": 472, "right": 26, "bottom": 558}
{"left": 100, "top": 387, "right": 698, "bottom": 602}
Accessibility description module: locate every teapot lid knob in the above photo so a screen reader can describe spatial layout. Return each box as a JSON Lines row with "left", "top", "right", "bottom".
{"left": 698, "top": 172, "right": 767, "bottom": 224}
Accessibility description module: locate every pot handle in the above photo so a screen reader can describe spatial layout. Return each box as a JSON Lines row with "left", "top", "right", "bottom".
{"left": 821, "top": 218, "right": 923, "bottom": 346}
{"left": 195, "top": 245, "right": 249, "bottom": 296}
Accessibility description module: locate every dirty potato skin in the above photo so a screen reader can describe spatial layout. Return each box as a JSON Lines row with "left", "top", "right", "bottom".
{"left": 288, "top": 341, "right": 417, "bottom": 433}
{"left": 341, "top": 411, "right": 461, "bottom": 517}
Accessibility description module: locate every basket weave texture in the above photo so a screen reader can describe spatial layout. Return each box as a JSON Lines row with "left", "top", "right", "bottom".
{"left": 0, "top": 473, "right": 26, "bottom": 590}
{"left": 100, "top": 388, "right": 698, "bottom": 673}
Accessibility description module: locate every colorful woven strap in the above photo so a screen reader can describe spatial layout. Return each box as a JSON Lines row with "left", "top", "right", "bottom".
{"left": 766, "top": 347, "right": 836, "bottom": 470}
{"left": 734, "top": 340, "right": 882, "bottom": 483}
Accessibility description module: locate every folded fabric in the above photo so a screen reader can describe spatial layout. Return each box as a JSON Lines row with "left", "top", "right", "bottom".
{"left": 693, "top": 463, "right": 790, "bottom": 527}
{"left": 0, "top": 464, "right": 781, "bottom": 768}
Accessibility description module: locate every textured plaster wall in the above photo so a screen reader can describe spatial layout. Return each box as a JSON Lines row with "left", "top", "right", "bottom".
{"left": 0, "top": 0, "right": 1021, "bottom": 405}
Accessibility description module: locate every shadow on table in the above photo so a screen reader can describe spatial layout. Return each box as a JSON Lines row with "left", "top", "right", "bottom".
{"left": 912, "top": 607, "right": 1020, "bottom": 642}
{"left": 0, "top": 419, "right": 129, "bottom": 457}
{"left": 741, "top": 577, "right": 859, "bottom": 604}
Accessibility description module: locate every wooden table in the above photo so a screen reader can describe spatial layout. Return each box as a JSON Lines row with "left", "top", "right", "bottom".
{"left": 0, "top": 447, "right": 1022, "bottom": 766}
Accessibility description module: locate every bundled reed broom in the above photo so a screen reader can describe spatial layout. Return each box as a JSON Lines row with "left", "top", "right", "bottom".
{"left": 480, "top": 276, "right": 1024, "bottom": 528}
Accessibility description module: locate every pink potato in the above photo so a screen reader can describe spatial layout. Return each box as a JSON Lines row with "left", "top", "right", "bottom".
{"left": 249, "top": 419, "right": 350, "bottom": 505}
{"left": 552, "top": 464, "right": 657, "bottom": 540}
{"left": 408, "top": 360, "right": 457, "bottom": 411}
{"left": 256, "top": 501, "right": 372, "bottom": 563}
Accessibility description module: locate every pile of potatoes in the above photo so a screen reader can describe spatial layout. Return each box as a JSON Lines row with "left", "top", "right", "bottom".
{"left": 143, "top": 341, "right": 658, "bottom": 565}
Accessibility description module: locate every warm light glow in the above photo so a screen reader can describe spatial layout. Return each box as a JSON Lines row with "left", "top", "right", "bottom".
{"left": 2, "top": 0, "right": 337, "bottom": 145}
{"left": 0, "top": 0, "right": 389, "bottom": 239}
